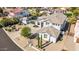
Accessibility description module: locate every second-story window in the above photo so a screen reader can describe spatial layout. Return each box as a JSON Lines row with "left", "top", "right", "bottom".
{"left": 58, "top": 24, "right": 60, "bottom": 26}
{"left": 46, "top": 22, "right": 49, "bottom": 25}
{"left": 52, "top": 23, "right": 55, "bottom": 25}
{"left": 38, "top": 22, "right": 40, "bottom": 25}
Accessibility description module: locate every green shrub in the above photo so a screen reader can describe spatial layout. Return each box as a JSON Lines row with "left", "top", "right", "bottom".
{"left": 30, "top": 21, "right": 35, "bottom": 24}
{"left": 0, "top": 24, "right": 2, "bottom": 28}
{"left": 0, "top": 18, "right": 19, "bottom": 27}
{"left": 5, "top": 27, "right": 12, "bottom": 32}
{"left": 21, "top": 27, "right": 31, "bottom": 37}
{"left": 7, "top": 28, "right": 12, "bottom": 32}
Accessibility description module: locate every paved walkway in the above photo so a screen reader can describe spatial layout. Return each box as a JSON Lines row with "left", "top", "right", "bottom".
{"left": 0, "top": 29, "right": 22, "bottom": 51}
{"left": 63, "top": 34, "right": 75, "bottom": 51}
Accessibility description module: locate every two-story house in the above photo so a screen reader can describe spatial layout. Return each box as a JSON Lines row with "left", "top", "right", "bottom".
{"left": 35, "top": 13, "right": 67, "bottom": 31}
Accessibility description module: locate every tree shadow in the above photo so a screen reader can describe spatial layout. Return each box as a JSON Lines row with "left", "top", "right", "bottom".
{"left": 41, "top": 41, "right": 52, "bottom": 49}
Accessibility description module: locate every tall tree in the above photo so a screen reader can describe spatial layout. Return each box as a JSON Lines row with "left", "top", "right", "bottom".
{"left": 67, "top": 16, "right": 76, "bottom": 34}
{"left": 0, "top": 8, "right": 3, "bottom": 13}
{"left": 37, "top": 35, "right": 40, "bottom": 48}
{"left": 40, "top": 35, "right": 42, "bottom": 49}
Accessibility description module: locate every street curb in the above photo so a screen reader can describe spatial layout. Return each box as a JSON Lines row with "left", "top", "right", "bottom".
{"left": 2, "top": 28, "right": 26, "bottom": 51}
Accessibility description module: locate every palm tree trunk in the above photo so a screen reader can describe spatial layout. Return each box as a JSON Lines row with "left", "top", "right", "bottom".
{"left": 68, "top": 23, "right": 71, "bottom": 35}
{"left": 38, "top": 35, "right": 40, "bottom": 48}
{"left": 40, "top": 35, "right": 42, "bottom": 49}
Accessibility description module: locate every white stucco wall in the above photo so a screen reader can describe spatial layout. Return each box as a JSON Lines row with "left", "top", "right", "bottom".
{"left": 74, "top": 36, "right": 77, "bottom": 43}
{"left": 35, "top": 21, "right": 38, "bottom": 25}
{"left": 39, "top": 33, "right": 49, "bottom": 41}
{"left": 35, "top": 21, "right": 61, "bottom": 30}
{"left": 22, "top": 19, "right": 27, "bottom": 24}
{"left": 39, "top": 33, "right": 57, "bottom": 43}
{"left": 35, "top": 21, "right": 43, "bottom": 28}
{"left": 20, "top": 17, "right": 28, "bottom": 24}
{"left": 52, "top": 25, "right": 61, "bottom": 30}
{"left": 50, "top": 36, "right": 57, "bottom": 43}
{"left": 35, "top": 20, "right": 66, "bottom": 31}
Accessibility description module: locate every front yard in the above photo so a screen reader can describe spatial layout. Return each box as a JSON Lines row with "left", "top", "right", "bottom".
{"left": 2, "top": 22, "right": 76, "bottom": 51}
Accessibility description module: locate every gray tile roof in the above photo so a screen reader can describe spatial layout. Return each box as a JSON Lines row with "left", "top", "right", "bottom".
{"left": 46, "top": 13, "right": 67, "bottom": 24}
{"left": 37, "top": 26, "right": 61, "bottom": 38}
{"left": 37, "top": 13, "right": 67, "bottom": 24}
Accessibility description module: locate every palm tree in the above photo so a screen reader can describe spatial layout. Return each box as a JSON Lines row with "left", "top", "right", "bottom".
{"left": 67, "top": 16, "right": 76, "bottom": 34}
{"left": 0, "top": 7, "right": 3, "bottom": 14}
{"left": 40, "top": 35, "right": 42, "bottom": 49}
{"left": 66, "top": 7, "right": 78, "bottom": 34}
{"left": 37, "top": 35, "right": 40, "bottom": 48}
{"left": 37, "top": 34, "right": 42, "bottom": 49}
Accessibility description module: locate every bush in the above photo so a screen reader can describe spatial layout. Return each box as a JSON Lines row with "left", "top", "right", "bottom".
{"left": 0, "top": 18, "right": 19, "bottom": 27}
{"left": 21, "top": 27, "right": 31, "bottom": 37}
{"left": 7, "top": 28, "right": 12, "bottom": 32}
{"left": 30, "top": 21, "right": 35, "bottom": 24}
{"left": 0, "top": 24, "right": 2, "bottom": 28}
{"left": 64, "top": 13, "right": 72, "bottom": 17}
{"left": 5, "top": 27, "right": 12, "bottom": 32}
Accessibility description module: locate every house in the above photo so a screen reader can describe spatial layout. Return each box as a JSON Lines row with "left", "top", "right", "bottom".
{"left": 52, "top": 9, "right": 66, "bottom": 14}
{"left": 7, "top": 8, "right": 29, "bottom": 18}
{"left": 15, "top": 10, "right": 29, "bottom": 18}
{"left": 7, "top": 8, "right": 23, "bottom": 18}
{"left": 39, "top": 8, "right": 67, "bottom": 16}
{"left": 35, "top": 13, "right": 67, "bottom": 31}
{"left": 19, "top": 17, "right": 29, "bottom": 24}
{"left": 74, "top": 20, "right": 79, "bottom": 43}
{"left": 36, "top": 26, "right": 61, "bottom": 43}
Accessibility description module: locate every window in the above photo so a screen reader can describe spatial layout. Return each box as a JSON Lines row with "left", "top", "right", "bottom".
{"left": 46, "top": 22, "right": 49, "bottom": 25}
{"left": 44, "top": 34, "right": 47, "bottom": 38}
{"left": 52, "top": 23, "right": 55, "bottom": 25}
{"left": 38, "top": 22, "right": 40, "bottom": 25}
{"left": 58, "top": 24, "right": 60, "bottom": 26}
{"left": 55, "top": 24, "right": 57, "bottom": 26}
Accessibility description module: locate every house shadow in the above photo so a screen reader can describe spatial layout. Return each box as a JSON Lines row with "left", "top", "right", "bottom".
{"left": 57, "top": 22, "right": 69, "bottom": 42}
{"left": 56, "top": 33, "right": 63, "bottom": 42}
{"left": 62, "top": 22, "right": 69, "bottom": 32}
{"left": 42, "top": 42, "right": 53, "bottom": 49}
{"left": 29, "top": 33, "right": 38, "bottom": 39}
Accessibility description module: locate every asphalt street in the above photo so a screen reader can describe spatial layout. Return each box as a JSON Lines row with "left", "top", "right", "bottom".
{"left": 0, "top": 29, "right": 22, "bottom": 51}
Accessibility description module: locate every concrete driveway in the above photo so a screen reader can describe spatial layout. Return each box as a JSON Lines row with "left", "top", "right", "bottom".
{"left": 0, "top": 29, "right": 22, "bottom": 51}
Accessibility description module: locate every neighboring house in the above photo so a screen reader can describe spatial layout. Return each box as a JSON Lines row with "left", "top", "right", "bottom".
{"left": 37, "top": 26, "right": 61, "bottom": 43}
{"left": 7, "top": 8, "right": 29, "bottom": 18}
{"left": 40, "top": 8, "right": 67, "bottom": 16}
{"left": 19, "top": 17, "right": 29, "bottom": 24}
{"left": 35, "top": 13, "right": 67, "bottom": 31}
{"left": 52, "top": 9, "right": 66, "bottom": 14}
{"left": 8, "top": 12, "right": 15, "bottom": 18}
{"left": 15, "top": 10, "right": 29, "bottom": 18}
{"left": 74, "top": 20, "right": 79, "bottom": 43}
